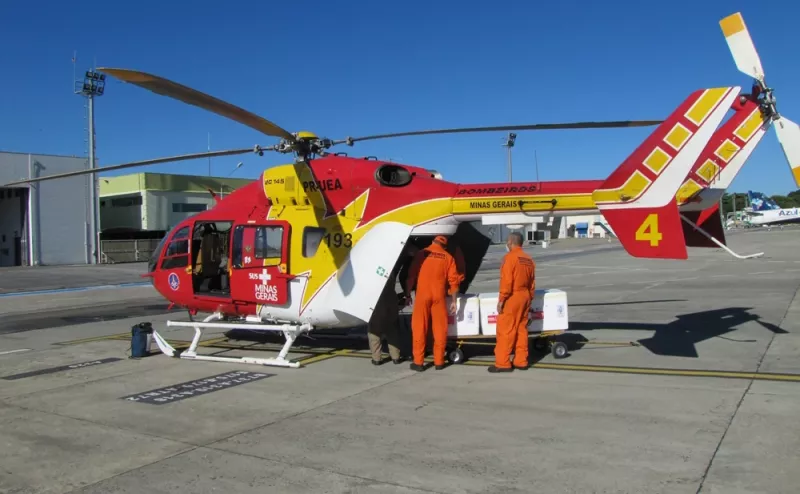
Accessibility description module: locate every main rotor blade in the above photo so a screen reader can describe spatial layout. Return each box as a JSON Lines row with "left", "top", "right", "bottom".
{"left": 335, "top": 120, "right": 664, "bottom": 145}
{"left": 2, "top": 147, "right": 258, "bottom": 187}
{"left": 99, "top": 68, "right": 297, "bottom": 142}
{"left": 719, "top": 12, "right": 765, "bottom": 82}
{"left": 774, "top": 117, "right": 800, "bottom": 187}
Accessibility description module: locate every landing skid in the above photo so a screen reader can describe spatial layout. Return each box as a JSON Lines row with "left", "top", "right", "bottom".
{"left": 680, "top": 213, "right": 764, "bottom": 260}
{"left": 151, "top": 313, "right": 313, "bottom": 369}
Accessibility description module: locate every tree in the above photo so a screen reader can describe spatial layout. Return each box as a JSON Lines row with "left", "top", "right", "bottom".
{"left": 770, "top": 195, "right": 798, "bottom": 209}
{"left": 721, "top": 192, "right": 748, "bottom": 215}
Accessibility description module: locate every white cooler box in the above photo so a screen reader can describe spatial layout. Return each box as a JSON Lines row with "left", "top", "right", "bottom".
{"left": 478, "top": 289, "right": 569, "bottom": 336}
{"left": 446, "top": 293, "right": 481, "bottom": 337}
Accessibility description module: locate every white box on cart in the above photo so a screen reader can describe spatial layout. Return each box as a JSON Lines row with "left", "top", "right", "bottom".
{"left": 478, "top": 289, "right": 568, "bottom": 336}
{"left": 528, "top": 289, "right": 568, "bottom": 333}
{"left": 446, "top": 294, "right": 481, "bottom": 337}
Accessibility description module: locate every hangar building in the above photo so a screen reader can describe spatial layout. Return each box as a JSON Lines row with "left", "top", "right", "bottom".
{"left": 97, "top": 172, "right": 252, "bottom": 263}
{"left": 0, "top": 151, "right": 95, "bottom": 267}
{"left": 99, "top": 172, "right": 253, "bottom": 233}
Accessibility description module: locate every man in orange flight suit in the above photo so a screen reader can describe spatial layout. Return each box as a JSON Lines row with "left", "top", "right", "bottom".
{"left": 406, "top": 235, "right": 463, "bottom": 371}
{"left": 445, "top": 241, "right": 466, "bottom": 293}
{"left": 490, "top": 231, "right": 536, "bottom": 373}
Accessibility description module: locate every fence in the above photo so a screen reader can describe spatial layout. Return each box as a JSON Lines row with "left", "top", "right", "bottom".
{"left": 100, "top": 239, "right": 162, "bottom": 264}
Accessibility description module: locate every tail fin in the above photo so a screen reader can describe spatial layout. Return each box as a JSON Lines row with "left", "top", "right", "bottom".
{"left": 592, "top": 87, "right": 740, "bottom": 259}
{"left": 748, "top": 190, "right": 780, "bottom": 211}
{"left": 676, "top": 96, "right": 767, "bottom": 205}
{"left": 675, "top": 95, "right": 768, "bottom": 249}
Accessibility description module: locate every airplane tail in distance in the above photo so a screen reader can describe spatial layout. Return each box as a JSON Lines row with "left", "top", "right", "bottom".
{"left": 592, "top": 87, "right": 740, "bottom": 260}
{"left": 747, "top": 190, "right": 780, "bottom": 211}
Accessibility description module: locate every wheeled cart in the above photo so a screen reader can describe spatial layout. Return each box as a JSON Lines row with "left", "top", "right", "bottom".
{"left": 444, "top": 330, "right": 569, "bottom": 365}
{"left": 404, "top": 289, "right": 570, "bottom": 365}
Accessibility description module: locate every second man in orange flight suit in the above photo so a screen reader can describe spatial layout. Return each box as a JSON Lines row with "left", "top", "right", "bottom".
{"left": 406, "top": 236, "right": 463, "bottom": 371}
{"left": 490, "top": 231, "right": 536, "bottom": 373}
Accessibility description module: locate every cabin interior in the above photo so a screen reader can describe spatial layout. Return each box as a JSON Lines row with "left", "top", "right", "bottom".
{"left": 192, "top": 221, "right": 232, "bottom": 297}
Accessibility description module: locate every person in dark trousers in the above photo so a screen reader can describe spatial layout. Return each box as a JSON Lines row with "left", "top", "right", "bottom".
{"left": 367, "top": 257, "right": 405, "bottom": 365}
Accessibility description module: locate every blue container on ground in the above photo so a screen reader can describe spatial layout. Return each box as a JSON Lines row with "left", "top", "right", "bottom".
{"left": 131, "top": 322, "right": 153, "bottom": 358}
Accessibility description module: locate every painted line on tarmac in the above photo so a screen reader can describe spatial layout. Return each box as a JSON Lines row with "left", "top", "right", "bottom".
{"left": 1, "top": 357, "right": 123, "bottom": 381}
{"left": 0, "top": 282, "right": 151, "bottom": 298}
{"left": 55, "top": 333, "right": 130, "bottom": 345}
{"left": 462, "top": 360, "right": 800, "bottom": 382}
{"left": 297, "top": 349, "right": 356, "bottom": 366}
{"left": 0, "top": 348, "right": 32, "bottom": 356}
{"left": 279, "top": 349, "right": 800, "bottom": 382}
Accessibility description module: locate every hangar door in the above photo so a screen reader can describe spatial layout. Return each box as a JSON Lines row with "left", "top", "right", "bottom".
{"left": 0, "top": 187, "right": 29, "bottom": 267}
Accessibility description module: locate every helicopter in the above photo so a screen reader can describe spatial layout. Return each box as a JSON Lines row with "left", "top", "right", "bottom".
{"left": 4, "top": 11, "right": 797, "bottom": 369}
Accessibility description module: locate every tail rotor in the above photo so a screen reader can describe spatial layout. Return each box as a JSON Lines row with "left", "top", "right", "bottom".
{"left": 720, "top": 12, "right": 800, "bottom": 186}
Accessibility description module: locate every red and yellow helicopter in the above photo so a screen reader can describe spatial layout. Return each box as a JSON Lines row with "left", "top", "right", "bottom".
{"left": 6, "top": 11, "right": 798, "bottom": 368}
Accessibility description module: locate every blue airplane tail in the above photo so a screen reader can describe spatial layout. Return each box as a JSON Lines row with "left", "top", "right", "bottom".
{"left": 747, "top": 190, "right": 781, "bottom": 211}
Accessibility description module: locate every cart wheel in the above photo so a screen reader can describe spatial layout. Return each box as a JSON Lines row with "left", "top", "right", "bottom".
{"left": 551, "top": 341, "right": 568, "bottom": 359}
{"left": 447, "top": 348, "right": 465, "bottom": 365}
{"left": 532, "top": 338, "right": 549, "bottom": 352}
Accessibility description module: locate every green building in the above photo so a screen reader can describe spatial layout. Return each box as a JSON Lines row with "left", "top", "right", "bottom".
{"left": 99, "top": 172, "right": 253, "bottom": 234}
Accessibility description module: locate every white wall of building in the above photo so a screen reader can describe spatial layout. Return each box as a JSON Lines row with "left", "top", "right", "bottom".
{"left": 143, "top": 191, "right": 214, "bottom": 231}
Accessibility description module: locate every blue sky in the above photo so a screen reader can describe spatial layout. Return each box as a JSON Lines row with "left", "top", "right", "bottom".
{"left": 2, "top": 0, "right": 799, "bottom": 196}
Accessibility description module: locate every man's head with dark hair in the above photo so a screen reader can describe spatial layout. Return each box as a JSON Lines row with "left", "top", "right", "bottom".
{"left": 506, "top": 231, "right": 523, "bottom": 251}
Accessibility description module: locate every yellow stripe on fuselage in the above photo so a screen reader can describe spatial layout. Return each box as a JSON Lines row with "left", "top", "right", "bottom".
{"left": 592, "top": 171, "right": 651, "bottom": 204}
{"left": 451, "top": 193, "right": 595, "bottom": 215}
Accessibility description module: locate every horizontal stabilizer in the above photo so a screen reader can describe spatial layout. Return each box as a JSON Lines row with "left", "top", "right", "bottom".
{"left": 681, "top": 203, "right": 726, "bottom": 248}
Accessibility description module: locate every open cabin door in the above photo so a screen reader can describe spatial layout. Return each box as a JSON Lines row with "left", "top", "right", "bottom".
{"left": 230, "top": 220, "right": 292, "bottom": 307}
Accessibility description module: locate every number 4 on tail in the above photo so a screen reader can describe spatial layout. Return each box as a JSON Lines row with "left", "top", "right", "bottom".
{"left": 635, "top": 213, "right": 662, "bottom": 247}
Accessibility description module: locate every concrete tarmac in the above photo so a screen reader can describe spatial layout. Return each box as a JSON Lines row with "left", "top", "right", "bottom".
{"left": 1, "top": 229, "right": 800, "bottom": 493}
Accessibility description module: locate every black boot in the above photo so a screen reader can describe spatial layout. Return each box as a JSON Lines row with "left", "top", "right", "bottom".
{"left": 409, "top": 362, "right": 425, "bottom": 372}
{"left": 487, "top": 365, "right": 513, "bottom": 373}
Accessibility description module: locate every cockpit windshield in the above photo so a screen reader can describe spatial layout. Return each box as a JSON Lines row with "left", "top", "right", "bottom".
{"left": 148, "top": 225, "right": 179, "bottom": 273}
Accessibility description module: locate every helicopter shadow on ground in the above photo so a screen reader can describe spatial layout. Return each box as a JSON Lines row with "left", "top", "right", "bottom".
{"left": 566, "top": 305, "right": 787, "bottom": 358}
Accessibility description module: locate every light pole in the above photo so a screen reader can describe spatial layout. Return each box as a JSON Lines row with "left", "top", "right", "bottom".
{"left": 502, "top": 133, "right": 516, "bottom": 182}
{"left": 75, "top": 70, "right": 105, "bottom": 264}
